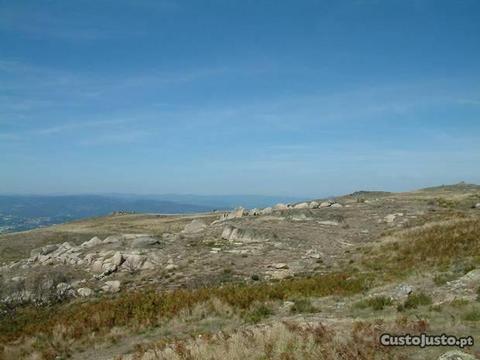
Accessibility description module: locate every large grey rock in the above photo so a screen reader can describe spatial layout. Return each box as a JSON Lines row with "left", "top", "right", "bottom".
{"left": 30, "top": 244, "right": 59, "bottom": 258}
{"left": 475, "top": 203, "right": 480, "bottom": 209}
{"left": 121, "top": 254, "right": 146, "bottom": 272}
{"left": 330, "top": 203, "right": 343, "bottom": 208}
{"left": 81, "top": 236, "right": 103, "bottom": 248}
{"left": 110, "top": 251, "right": 124, "bottom": 266}
{"left": 221, "top": 225, "right": 270, "bottom": 243}
{"left": 309, "top": 201, "right": 320, "bottom": 209}
{"left": 294, "top": 202, "right": 309, "bottom": 209}
{"left": 319, "top": 201, "right": 333, "bottom": 208}
{"left": 182, "top": 220, "right": 207, "bottom": 234}
{"left": 103, "top": 235, "right": 121, "bottom": 244}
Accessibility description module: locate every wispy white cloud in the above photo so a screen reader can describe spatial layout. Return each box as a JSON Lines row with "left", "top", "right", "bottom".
{"left": 35, "top": 119, "right": 129, "bottom": 135}
{"left": 79, "top": 130, "right": 149, "bottom": 146}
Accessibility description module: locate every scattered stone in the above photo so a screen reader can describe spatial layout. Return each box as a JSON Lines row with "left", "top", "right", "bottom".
{"left": 317, "top": 220, "right": 339, "bottom": 226}
{"left": 77, "top": 287, "right": 93, "bottom": 297}
{"left": 330, "top": 203, "right": 343, "bottom": 208}
{"left": 273, "top": 263, "right": 289, "bottom": 269}
{"left": 165, "top": 264, "right": 178, "bottom": 271}
{"left": 474, "top": 203, "right": 480, "bottom": 209}
{"left": 101, "top": 280, "right": 121, "bottom": 293}
{"left": 162, "top": 233, "right": 176, "bottom": 241}
{"left": 384, "top": 214, "right": 396, "bottom": 223}
{"left": 56, "top": 282, "right": 73, "bottom": 297}
{"left": 304, "top": 249, "right": 322, "bottom": 259}
{"left": 270, "top": 269, "right": 294, "bottom": 280}
{"left": 395, "top": 284, "right": 413, "bottom": 299}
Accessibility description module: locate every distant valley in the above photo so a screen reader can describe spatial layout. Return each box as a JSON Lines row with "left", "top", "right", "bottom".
{"left": 0, "top": 194, "right": 303, "bottom": 233}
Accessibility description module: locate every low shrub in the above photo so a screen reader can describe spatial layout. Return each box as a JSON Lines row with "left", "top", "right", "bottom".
{"left": 289, "top": 299, "right": 318, "bottom": 314}
{"left": 403, "top": 292, "right": 432, "bottom": 309}
{"left": 354, "top": 296, "right": 393, "bottom": 311}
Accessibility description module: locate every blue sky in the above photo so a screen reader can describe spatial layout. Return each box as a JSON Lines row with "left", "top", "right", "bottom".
{"left": 1, "top": 0, "right": 479, "bottom": 196}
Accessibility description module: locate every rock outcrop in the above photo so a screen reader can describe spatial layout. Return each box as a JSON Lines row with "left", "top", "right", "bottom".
{"left": 182, "top": 219, "right": 207, "bottom": 234}
{"left": 221, "top": 225, "right": 271, "bottom": 243}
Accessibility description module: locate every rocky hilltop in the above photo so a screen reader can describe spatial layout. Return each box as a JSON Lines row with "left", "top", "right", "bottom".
{"left": 1, "top": 183, "right": 480, "bottom": 359}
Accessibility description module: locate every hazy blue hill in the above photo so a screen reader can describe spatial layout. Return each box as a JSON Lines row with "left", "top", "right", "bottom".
{"left": 0, "top": 194, "right": 305, "bottom": 233}
{"left": 108, "top": 194, "right": 304, "bottom": 210}
{"left": 0, "top": 195, "right": 213, "bottom": 233}
{"left": 0, "top": 195, "right": 211, "bottom": 217}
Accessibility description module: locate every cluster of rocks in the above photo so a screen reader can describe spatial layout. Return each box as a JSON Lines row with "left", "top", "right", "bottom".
{"left": 0, "top": 232, "right": 178, "bottom": 302}
{"left": 88, "top": 250, "right": 160, "bottom": 278}
{"left": 215, "top": 200, "right": 343, "bottom": 223}
{"left": 9, "top": 234, "right": 161, "bottom": 274}
{"left": 0, "top": 275, "right": 123, "bottom": 307}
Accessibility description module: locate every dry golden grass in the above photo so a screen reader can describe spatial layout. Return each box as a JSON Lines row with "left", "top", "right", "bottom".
{"left": 362, "top": 217, "right": 480, "bottom": 277}
{"left": 124, "top": 317, "right": 430, "bottom": 360}
{"left": 0, "top": 272, "right": 370, "bottom": 359}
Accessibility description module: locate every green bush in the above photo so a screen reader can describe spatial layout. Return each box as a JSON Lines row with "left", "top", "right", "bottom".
{"left": 403, "top": 292, "right": 432, "bottom": 309}
{"left": 462, "top": 307, "right": 480, "bottom": 321}
{"left": 289, "top": 299, "right": 318, "bottom": 314}
{"left": 433, "top": 273, "right": 457, "bottom": 286}
{"left": 354, "top": 296, "right": 393, "bottom": 311}
{"left": 245, "top": 304, "right": 273, "bottom": 323}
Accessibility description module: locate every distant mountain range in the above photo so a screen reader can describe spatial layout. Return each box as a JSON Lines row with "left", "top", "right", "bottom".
{"left": 0, "top": 194, "right": 304, "bottom": 234}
